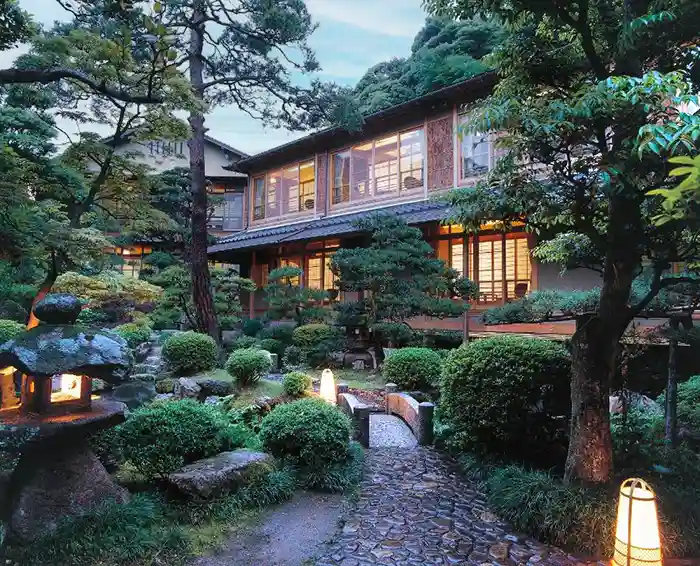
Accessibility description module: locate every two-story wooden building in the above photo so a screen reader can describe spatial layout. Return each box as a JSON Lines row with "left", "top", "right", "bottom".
{"left": 208, "top": 73, "right": 601, "bottom": 332}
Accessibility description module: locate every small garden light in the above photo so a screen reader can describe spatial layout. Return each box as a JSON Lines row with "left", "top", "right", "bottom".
{"left": 613, "top": 478, "right": 662, "bottom": 566}
{"left": 320, "top": 368, "right": 336, "bottom": 404}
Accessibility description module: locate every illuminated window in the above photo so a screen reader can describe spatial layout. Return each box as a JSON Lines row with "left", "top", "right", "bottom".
{"left": 266, "top": 171, "right": 281, "bottom": 218}
{"left": 307, "top": 255, "right": 323, "bottom": 289}
{"left": 280, "top": 258, "right": 300, "bottom": 285}
{"left": 113, "top": 245, "right": 152, "bottom": 279}
{"left": 330, "top": 127, "right": 424, "bottom": 207}
{"left": 253, "top": 161, "right": 315, "bottom": 220}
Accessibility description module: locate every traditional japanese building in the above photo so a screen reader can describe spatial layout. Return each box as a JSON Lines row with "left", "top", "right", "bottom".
{"left": 208, "top": 73, "right": 601, "bottom": 333}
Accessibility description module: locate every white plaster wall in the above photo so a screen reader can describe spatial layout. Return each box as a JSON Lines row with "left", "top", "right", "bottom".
{"left": 95, "top": 139, "right": 244, "bottom": 178}
{"left": 537, "top": 263, "right": 602, "bottom": 292}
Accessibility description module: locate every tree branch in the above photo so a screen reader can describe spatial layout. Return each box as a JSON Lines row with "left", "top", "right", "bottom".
{"left": 0, "top": 68, "right": 165, "bottom": 104}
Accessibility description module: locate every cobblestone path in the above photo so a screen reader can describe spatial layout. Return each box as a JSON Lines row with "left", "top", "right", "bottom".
{"left": 314, "top": 447, "right": 599, "bottom": 566}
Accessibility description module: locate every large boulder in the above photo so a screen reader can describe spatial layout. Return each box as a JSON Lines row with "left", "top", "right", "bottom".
{"left": 173, "top": 377, "right": 201, "bottom": 399}
{"left": 167, "top": 449, "right": 274, "bottom": 499}
{"left": 109, "top": 381, "right": 156, "bottom": 410}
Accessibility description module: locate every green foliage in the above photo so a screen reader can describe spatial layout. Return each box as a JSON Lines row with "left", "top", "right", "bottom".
{"left": 383, "top": 347, "right": 441, "bottom": 391}
{"left": 118, "top": 399, "right": 250, "bottom": 479}
{"left": 242, "top": 318, "right": 264, "bottom": 337}
{"left": 300, "top": 441, "right": 364, "bottom": 492}
{"left": 76, "top": 307, "right": 108, "bottom": 326}
{"left": 256, "top": 324, "right": 295, "bottom": 344}
{"left": 113, "top": 319, "right": 152, "bottom": 348}
{"left": 282, "top": 344, "right": 306, "bottom": 370}
{"left": 54, "top": 271, "right": 163, "bottom": 310}
{"left": 346, "top": 17, "right": 504, "bottom": 118}
{"left": 259, "top": 398, "right": 352, "bottom": 470}
{"left": 282, "top": 371, "right": 312, "bottom": 397}
{"left": 292, "top": 323, "right": 333, "bottom": 348}
{"left": 225, "top": 348, "right": 273, "bottom": 387}
{"left": 372, "top": 322, "right": 415, "bottom": 347}
{"left": 264, "top": 266, "right": 327, "bottom": 325}
{"left": 258, "top": 338, "right": 284, "bottom": 356}
{"left": 331, "top": 215, "right": 472, "bottom": 359}
{"left": 4, "top": 494, "right": 189, "bottom": 566}
{"left": 230, "top": 335, "right": 259, "bottom": 350}
{"left": 440, "top": 336, "right": 571, "bottom": 465}
{"left": 0, "top": 319, "right": 24, "bottom": 345}
{"left": 155, "top": 378, "right": 175, "bottom": 394}
{"left": 162, "top": 331, "right": 218, "bottom": 376}
{"left": 658, "top": 375, "right": 700, "bottom": 432}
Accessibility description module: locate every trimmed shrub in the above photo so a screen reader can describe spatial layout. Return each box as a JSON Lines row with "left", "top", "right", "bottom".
{"left": 440, "top": 336, "right": 570, "bottom": 465}
{"left": 292, "top": 323, "right": 333, "bottom": 349}
{"left": 162, "top": 331, "right": 218, "bottom": 376}
{"left": 383, "top": 347, "right": 441, "bottom": 391}
{"left": 242, "top": 318, "right": 264, "bottom": 337}
{"left": 230, "top": 335, "right": 258, "bottom": 350}
{"left": 259, "top": 398, "right": 352, "bottom": 469}
{"left": 258, "top": 338, "right": 284, "bottom": 356}
{"left": 0, "top": 319, "right": 24, "bottom": 345}
{"left": 225, "top": 348, "right": 273, "bottom": 386}
{"left": 282, "top": 344, "right": 306, "bottom": 370}
{"left": 155, "top": 378, "right": 175, "bottom": 394}
{"left": 372, "top": 322, "right": 414, "bottom": 347}
{"left": 257, "top": 324, "right": 294, "bottom": 344}
{"left": 76, "top": 307, "right": 108, "bottom": 326}
{"left": 118, "top": 399, "right": 250, "bottom": 479}
{"left": 300, "top": 441, "right": 364, "bottom": 492}
{"left": 114, "top": 320, "right": 152, "bottom": 348}
{"left": 282, "top": 371, "right": 312, "bottom": 397}
{"left": 658, "top": 374, "right": 700, "bottom": 432}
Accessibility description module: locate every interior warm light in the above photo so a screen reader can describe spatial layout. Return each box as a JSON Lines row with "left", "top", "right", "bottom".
{"left": 320, "top": 369, "right": 336, "bottom": 404}
{"left": 50, "top": 373, "right": 82, "bottom": 403}
{"left": 613, "top": 478, "right": 663, "bottom": 566}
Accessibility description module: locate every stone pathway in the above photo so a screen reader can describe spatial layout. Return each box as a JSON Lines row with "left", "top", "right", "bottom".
{"left": 370, "top": 414, "right": 418, "bottom": 449}
{"left": 314, "top": 447, "right": 599, "bottom": 566}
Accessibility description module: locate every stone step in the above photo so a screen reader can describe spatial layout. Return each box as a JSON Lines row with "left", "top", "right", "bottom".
{"left": 144, "top": 356, "right": 162, "bottom": 365}
{"left": 133, "top": 363, "right": 160, "bottom": 374}
{"left": 128, "top": 373, "right": 157, "bottom": 382}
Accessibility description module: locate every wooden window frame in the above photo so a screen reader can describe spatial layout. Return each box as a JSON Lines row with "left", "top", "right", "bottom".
{"left": 253, "top": 176, "right": 265, "bottom": 220}
{"left": 457, "top": 114, "right": 498, "bottom": 185}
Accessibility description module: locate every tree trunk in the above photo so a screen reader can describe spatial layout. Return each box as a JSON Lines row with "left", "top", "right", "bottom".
{"left": 665, "top": 319, "right": 679, "bottom": 446}
{"left": 187, "top": 1, "right": 219, "bottom": 342}
{"left": 565, "top": 313, "right": 615, "bottom": 484}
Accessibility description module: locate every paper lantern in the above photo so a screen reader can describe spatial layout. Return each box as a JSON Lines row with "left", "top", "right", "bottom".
{"left": 613, "top": 478, "right": 662, "bottom": 566}
{"left": 319, "top": 368, "right": 336, "bottom": 404}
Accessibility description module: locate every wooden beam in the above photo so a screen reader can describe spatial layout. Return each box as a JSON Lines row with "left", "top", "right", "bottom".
{"left": 249, "top": 251, "right": 256, "bottom": 319}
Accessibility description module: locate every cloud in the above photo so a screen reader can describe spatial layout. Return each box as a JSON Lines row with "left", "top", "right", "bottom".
{"left": 306, "top": 0, "right": 425, "bottom": 38}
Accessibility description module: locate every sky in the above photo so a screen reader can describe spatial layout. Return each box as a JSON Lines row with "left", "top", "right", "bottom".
{"left": 5, "top": 0, "right": 429, "bottom": 155}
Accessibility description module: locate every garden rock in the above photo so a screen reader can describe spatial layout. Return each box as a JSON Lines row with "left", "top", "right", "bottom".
{"left": 196, "top": 378, "right": 233, "bottom": 397}
{"left": 155, "top": 393, "right": 175, "bottom": 402}
{"left": 173, "top": 377, "right": 201, "bottom": 399}
{"left": 204, "top": 396, "right": 220, "bottom": 405}
{"left": 134, "top": 341, "right": 151, "bottom": 362}
{"left": 128, "top": 372, "right": 157, "bottom": 382}
{"left": 167, "top": 449, "right": 274, "bottom": 499}
{"left": 110, "top": 381, "right": 156, "bottom": 410}
{"left": 609, "top": 392, "right": 661, "bottom": 415}
{"left": 344, "top": 351, "right": 374, "bottom": 370}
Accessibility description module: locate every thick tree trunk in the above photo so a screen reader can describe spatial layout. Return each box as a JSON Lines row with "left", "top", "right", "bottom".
{"left": 187, "top": 2, "right": 219, "bottom": 342}
{"left": 565, "top": 313, "right": 615, "bottom": 483}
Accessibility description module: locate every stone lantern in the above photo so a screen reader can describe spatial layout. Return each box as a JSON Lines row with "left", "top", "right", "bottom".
{"left": 0, "top": 294, "right": 134, "bottom": 544}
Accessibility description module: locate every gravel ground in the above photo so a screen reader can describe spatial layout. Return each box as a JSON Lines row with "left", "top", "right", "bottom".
{"left": 370, "top": 414, "right": 418, "bottom": 448}
{"left": 190, "top": 492, "right": 345, "bottom": 566}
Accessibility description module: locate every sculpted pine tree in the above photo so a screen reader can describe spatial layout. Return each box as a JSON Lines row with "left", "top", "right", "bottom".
{"left": 330, "top": 215, "right": 478, "bottom": 362}
{"left": 156, "top": 0, "right": 340, "bottom": 341}
{"left": 426, "top": 0, "right": 700, "bottom": 482}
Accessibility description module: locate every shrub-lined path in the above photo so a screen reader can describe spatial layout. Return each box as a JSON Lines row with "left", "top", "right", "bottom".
{"left": 314, "top": 446, "right": 603, "bottom": 566}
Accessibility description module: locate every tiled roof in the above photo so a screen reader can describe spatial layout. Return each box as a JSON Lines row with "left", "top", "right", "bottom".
{"left": 208, "top": 199, "right": 450, "bottom": 254}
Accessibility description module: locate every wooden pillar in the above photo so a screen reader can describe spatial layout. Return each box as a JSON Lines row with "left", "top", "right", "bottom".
{"left": 501, "top": 232, "right": 507, "bottom": 304}
{"left": 472, "top": 232, "right": 480, "bottom": 303}
{"left": 249, "top": 251, "right": 256, "bottom": 319}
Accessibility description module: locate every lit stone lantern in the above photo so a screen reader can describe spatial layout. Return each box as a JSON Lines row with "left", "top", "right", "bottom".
{"left": 320, "top": 368, "right": 337, "bottom": 404}
{"left": 0, "top": 294, "right": 133, "bottom": 544}
{"left": 613, "top": 478, "right": 663, "bottom": 566}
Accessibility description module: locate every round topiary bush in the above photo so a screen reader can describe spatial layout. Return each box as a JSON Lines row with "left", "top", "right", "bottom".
{"left": 155, "top": 378, "right": 175, "bottom": 394}
{"left": 225, "top": 348, "right": 273, "bottom": 386}
{"left": 282, "top": 371, "right": 312, "bottom": 397}
{"left": 440, "top": 336, "right": 571, "bottom": 465}
{"left": 230, "top": 335, "right": 258, "bottom": 350}
{"left": 242, "top": 318, "right": 264, "bottom": 337}
{"left": 162, "top": 331, "right": 218, "bottom": 376}
{"left": 383, "top": 347, "right": 441, "bottom": 391}
{"left": 258, "top": 338, "right": 284, "bottom": 356}
{"left": 259, "top": 398, "right": 352, "bottom": 469}
{"left": 292, "top": 323, "right": 333, "bottom": 349}
{"left": 118, "top": 399, "right": 249, "bottom": 479}
{"left": 0, "top": 319, "right": 24, "bottom": 346}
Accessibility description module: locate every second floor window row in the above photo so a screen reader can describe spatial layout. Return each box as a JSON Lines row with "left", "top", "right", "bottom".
{"left": 254, "top": 160, "right": 315, "bottom": 221}
{"left": 331, "top": 128, "right": 425, "bottom": 206}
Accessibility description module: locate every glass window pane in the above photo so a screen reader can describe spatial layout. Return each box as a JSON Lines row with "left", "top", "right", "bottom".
{"left": 307, "top": 256, "right": 322, "bottom": 289}
{"left": 282, "top": 166, "right": 298, "bottom": 215}
{"left": 399, "top": 129, "right": 424, "bottom": 190}
{"left": 351, "top": 142, "right": 372, "bottom": 201}
{"left": 299, "top": 160, "right": 315, "bottom": 211}
{"left": 266, "top": 171, "right": 281, "bottom": 218}
{"left": 253, "top": 177, "right": 265, "bottom": 220}
{"left": 332, "top": 151, "right": 350, "bottom": 204}
{"left": 324, "top": 253, "right": 336, "bottom": 290}
{"left": 462, "top": 132, "right": 490, "bottom": 177}
{"left": 374, "top": 135, "right": 398, "bottom": 195}
{"left": 451, "top": 242, "right": 464, "bottom": 276}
